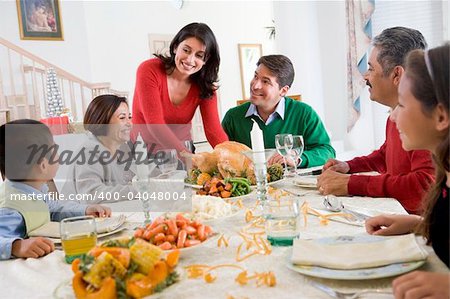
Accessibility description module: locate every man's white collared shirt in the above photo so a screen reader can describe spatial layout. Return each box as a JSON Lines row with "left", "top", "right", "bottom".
{"left": 244, "top": 97, "right": 285, "bottom": 125}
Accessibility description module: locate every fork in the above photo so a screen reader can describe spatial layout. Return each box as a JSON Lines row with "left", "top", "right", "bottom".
{"left": 311, "top": 281, "right": 392, "bottom": 299}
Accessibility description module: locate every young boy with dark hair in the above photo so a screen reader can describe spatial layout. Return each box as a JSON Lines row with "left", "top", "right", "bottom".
{"left": 0, "top": 119, "right": 111, "bottom": 260}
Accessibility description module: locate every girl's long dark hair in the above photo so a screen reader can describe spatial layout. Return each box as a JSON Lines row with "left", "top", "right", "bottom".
{"left": 406, "top": 43, "right": 449, "bottom": 242}
{"left": 155, "top": 22, "right": 220, "bottom": 99}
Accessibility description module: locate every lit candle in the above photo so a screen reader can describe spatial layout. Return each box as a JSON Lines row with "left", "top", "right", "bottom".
{"left": 135, "top": 133, "right": 149, "bottom": 181}
{"left": 250, "top": 119, "right": 265, "bottom": 165}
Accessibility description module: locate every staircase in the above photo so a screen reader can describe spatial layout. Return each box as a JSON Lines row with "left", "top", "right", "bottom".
{"left": 0, "top": 37, "right": 127, "bottom": 124}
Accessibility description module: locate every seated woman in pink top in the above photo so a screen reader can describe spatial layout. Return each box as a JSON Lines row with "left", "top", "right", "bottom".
{"left": 132, "top": 22, "right": 228, "bottom": 154}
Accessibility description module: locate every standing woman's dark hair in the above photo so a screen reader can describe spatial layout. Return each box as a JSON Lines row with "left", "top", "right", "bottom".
{"left": 84, "top": 94, "right": 128, "bottom": 136}
{"left": 155, "top": 22, "right": 220, "bottom": 99}
{"left": 406, "top": 43, "right": 450, "bottom": 241}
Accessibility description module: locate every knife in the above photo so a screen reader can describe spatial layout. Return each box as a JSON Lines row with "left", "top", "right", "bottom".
{"left": 297, "top": 169, "right": 322, "bottom": 176}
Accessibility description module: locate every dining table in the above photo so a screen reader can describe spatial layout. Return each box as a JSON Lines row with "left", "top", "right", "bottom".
{"left": 1, "top": 170, "right": 448, "bottom": 299}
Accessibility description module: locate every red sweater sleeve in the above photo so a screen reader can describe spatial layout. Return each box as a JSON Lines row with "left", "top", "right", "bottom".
{"left": 132, "top": 60, "right": 189, "bottom": 153}
{"left": 199, "top": 93, "right": 228, "bottom": 148}
{"left": 347, "top": 119, "right": 435, "bottom": 214}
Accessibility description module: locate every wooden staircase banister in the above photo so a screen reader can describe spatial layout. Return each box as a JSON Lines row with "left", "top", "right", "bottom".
{"left": 22, "top": 64, "right": 113, "bottom": 91}
{"left": 0, "top": 37, "right": 90, "bottom": 88}
{"left": 0, "top": 37, "right": 129, "bottom": 124}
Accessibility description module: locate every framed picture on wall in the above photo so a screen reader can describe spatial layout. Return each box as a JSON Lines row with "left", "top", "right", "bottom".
{"left": 238, "top": 44, "right": 262, "bottom": 100}
{"left": 16, "top": 0, "right": 64, "bottom": 40}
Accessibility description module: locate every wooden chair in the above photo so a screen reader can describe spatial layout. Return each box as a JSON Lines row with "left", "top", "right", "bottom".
{"left": 236, "top": 94, "right": 302, "bottom": 106}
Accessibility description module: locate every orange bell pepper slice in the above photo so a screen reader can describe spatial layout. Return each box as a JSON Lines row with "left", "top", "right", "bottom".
{"left": 166, "top": 250, "right": 180, "bottom": 268}
{"left": 73, "top": 271, "right": 117, "bottom": 299}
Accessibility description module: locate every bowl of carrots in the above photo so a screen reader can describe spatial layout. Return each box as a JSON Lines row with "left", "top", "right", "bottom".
{"left": 133, "top": 213, "right": 216, "bottom": 254}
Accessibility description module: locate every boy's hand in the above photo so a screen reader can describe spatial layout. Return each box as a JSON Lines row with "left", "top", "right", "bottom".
{"left": 11, "top": 237, "right": 55, "bottom": 258}
{"left": 86, "top": 205, "right": 111, "bottom": 218}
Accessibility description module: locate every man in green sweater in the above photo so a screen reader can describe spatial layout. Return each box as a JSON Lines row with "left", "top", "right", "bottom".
{"left": 222, "top": 55, "right": 335, "bottom": 168}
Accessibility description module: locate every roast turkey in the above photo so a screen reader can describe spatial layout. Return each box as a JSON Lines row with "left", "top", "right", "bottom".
{"left": 191, "top": 141, "right": 255, "bottom": 183}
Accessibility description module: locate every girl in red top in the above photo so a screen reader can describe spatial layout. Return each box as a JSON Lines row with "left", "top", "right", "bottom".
{"left": 132, "top": 23, "right": 228, "bottom": 154}
{"left": 366, "top": 43, "right": 449, "bottom": 298}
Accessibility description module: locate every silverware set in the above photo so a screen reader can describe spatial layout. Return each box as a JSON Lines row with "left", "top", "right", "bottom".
{"left": 310, "top": 281, "right": 392, "bottom": 299}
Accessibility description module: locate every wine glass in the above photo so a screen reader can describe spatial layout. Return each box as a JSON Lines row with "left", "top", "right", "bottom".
{"left": 275, "top": 134, "right": 293, "bottom": 177}
{"left": 288, "top": 135, "right": 304, "bottom": 175}
{"left": 157, "top": 149, "right": 178, "bottom": 174}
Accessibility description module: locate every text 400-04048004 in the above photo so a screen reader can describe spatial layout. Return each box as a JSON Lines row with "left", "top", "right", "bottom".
{"left": 134, "top": 191, "right": 188, "bottom": 201}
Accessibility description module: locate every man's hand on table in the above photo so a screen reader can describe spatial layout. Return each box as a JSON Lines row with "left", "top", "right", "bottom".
{"left": 268, "top": 153, "right": 299, "bottom": 167}
{"left": 86, "top": 205, "right": 112, "bottom": 218}
{"left": 365, "top": 214, "right": 422, "bottom": 236}
{"left": 316, "top": 169, "right": 349, "bottom": 196}
{"left": 12, "top": 237, "right": 55, "bottom": 258}
{"left": 393, "top": 271, "right": 450, "bottom": 299}
{"left": 322, "top": 159, "right": 350, "bottom": 173}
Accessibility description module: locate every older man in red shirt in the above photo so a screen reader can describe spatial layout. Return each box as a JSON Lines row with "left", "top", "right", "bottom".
{"left": 317, "top": 27, "right": 435, "bottom": 214}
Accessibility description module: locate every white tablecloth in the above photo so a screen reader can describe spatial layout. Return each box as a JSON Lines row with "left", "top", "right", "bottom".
{"left": 1, "top": 178, "right": 448, "bottom": 299}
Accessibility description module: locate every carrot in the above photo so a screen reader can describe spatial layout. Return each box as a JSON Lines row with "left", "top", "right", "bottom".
{"left": 142, "top": 229, "right": 152, "bottom": 241}
{"left": 175, "top": 220, "right": 186, "bottom": 229}
{"left": 166, "top": 235, "right": 176, "bottom": 243}
{"left": 148, "top": 217, "right": 163, "bottom": 230}
{"left": 148, "top": 224, "right": 166, "bottom": 239}
{"left": 185, "top": 226, "right": 196, "bottom": 235}
{"left": 167, "top": 219, "right": 178, "bottom": 236}
{"left": 134, "top": 228, "right": 144, "bottom": 238}
{"left": 204, "top": 225, "right": 213, "bottom": 235}
{"left": 197, "top": 224, "right": 206, "bottom": 241}
{"left": 176, "top": 213, "right": 188, "bottom": 222}
{"left": 184, "top": 239, "right": 201, "bottom": 247}
{"left": 209, "top": 184, "right": 218, "bottom": 194}
{"left": 191, "top": 220, "right": 202, "bottom": 228}
{"left": 154, "top": 233, "right": 166, "bottom": 243}
{"left": 224, "top": 183, "right": 233, "bottom": 191}
{"left": 177, "top": 230, "right": 187, "bottom": 248}
{"left": 220, "top": 190, "right": 232, "bottom": 198}
{"left": 158, "top": 241, "right": 172, "bottom": 250}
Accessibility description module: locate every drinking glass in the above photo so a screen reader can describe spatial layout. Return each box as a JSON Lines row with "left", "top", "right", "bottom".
{"left": 287, "top": 135, "right": 304, "bottom": 175}
{"left": 265, "top": 197, "right": 300, "bottom": 246}
{"left": 60, "top": 216, "right": 97, "bottom": 263}
{"left": 157, "top": 149, "right": 178, "bottom": 174}
{"left": 275, "top": 134, "right": 293, "bottom": 177}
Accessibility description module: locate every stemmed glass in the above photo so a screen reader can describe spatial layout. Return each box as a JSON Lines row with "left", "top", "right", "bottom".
{"left": 287, "top": 135, "right": 304, "bottom": 176}
{"left": 275, "top": 134, "right": 293, "bottom": 177}
{"left": 157, "top": 149, "right": 178, "bottom": 174}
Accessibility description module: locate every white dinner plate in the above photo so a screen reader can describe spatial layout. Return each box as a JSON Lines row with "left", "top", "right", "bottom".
{"left": 285, "top": 236, "right": 427, "bottom": 280}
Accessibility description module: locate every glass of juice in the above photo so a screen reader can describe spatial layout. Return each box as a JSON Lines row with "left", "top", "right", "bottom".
{"left": 60, "top": 216, "right": 97, "bottom": 263}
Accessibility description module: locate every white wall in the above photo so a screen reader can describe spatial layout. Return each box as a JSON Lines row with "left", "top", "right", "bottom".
{"left": 81, "top": 0, "right": 275, "bottom": 115}
{"left": 1, "top": 0, "right": 275, "bottom": 116}
{"left": 274, "top": 1, "right": 355, "bottom": 152}
{"left": 0, "top": 0, "right": 92, "bottom": 81}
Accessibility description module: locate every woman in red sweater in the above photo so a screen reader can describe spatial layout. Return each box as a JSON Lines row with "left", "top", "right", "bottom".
{"left": 132, "top": 22, "right": 228, "bottom": 154}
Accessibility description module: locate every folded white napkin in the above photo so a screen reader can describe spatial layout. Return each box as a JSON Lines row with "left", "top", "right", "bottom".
{"left": 293, "top": 176, "right": 317, "bottom": 187}
{"left": 291, "top": 234, "right": 428, "bottom": 269}
{"left": 28, "top": 215, "right": 126, "bottom": 238}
